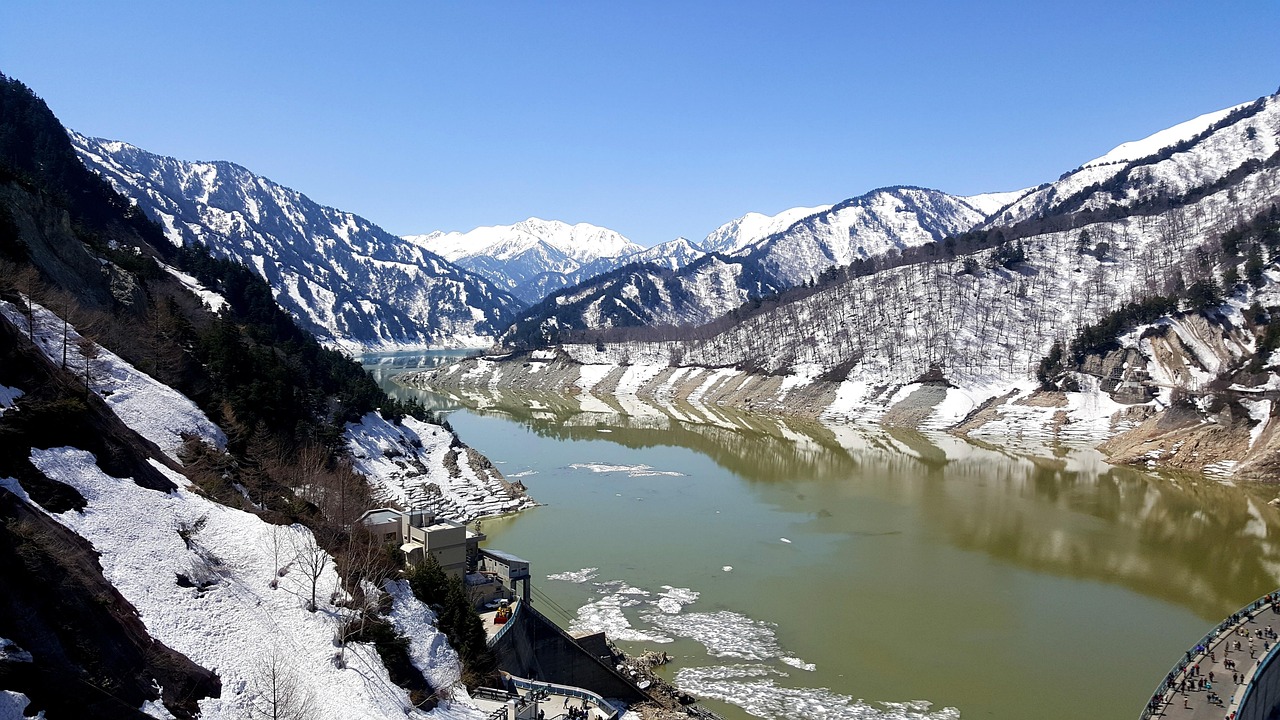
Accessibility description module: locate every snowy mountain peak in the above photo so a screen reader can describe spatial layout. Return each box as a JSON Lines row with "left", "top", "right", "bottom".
{"left": 71, "top": 131, "right": 521, "bottom": 349}
{"left": 403, "top": 218, "right": 643, "bottom": 304}
{"left": 702, "top": 205, "right": 833, "bottom": 255}
{"left": 959, "top": 188, "right": 1035, "bottom": 218}
{"left": 405, "top": 217, "right": 641, "bottom": 265}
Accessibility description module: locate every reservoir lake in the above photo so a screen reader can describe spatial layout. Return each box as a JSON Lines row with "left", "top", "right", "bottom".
{"left": 364, "top": 351, "right": 1280, "bottom": 720}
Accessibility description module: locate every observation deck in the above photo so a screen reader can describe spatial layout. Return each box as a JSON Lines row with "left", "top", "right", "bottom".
{"left": 1143, "top": 592, "right": 1280, "bottom": 720}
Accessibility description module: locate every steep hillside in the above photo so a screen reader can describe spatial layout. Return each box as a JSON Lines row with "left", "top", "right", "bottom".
{"left": 986, "top": 97, "right": 1277, "bottom": 227}
{"left": 404, "top": 218, "right": 642, "bottom": 304}
{"left": 0, "top": 71, "right": 520, "bottom": 718}
{"left": 72, "top": 133, "right": 521, "bottom": 350}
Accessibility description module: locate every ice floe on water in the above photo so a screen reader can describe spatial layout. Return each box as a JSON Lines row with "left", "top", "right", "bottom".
{"left": 655, "top": 586, "right": 699, "bottom": 614}
{"left": 569, "top": 594, "right": 672, "bottom": 644}
{"left": 567, "top": 462, "right": 686, "bottom": 477}
{"left": 780, "top": 656, "right": 816, "bottom": 672}
{"left": 644, "top": 610, "right": 791, "bottom": 662}
{"left": 507, "top": 469, "right": 538, "bottom": 478}
{"left": 547, "top": 567, "right": 599, "bottom": 583}
{"left": 595, "top": 579, "right": 650, "bottom": 596}
{"left": 567, "top": 575, "right": 844, "bottom": 710}
{"left": 723, "top": 565, "right": 733, "bottom": 572}
{"left": 677, "top": 665, "right": 960, "bottom": 720}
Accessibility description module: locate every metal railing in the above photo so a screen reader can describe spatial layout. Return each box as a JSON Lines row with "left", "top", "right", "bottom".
{"left": 1231, "top": 637, "right": 1280, "bottom": 720}
{"left": 1140, "top": 589, "right": 1280, "bottom": 719}
{"left": 508, "top": 675, "right": 621, "bottom": 720}
{"left": 489, "top": 600, "right": 521, "bottom": 645}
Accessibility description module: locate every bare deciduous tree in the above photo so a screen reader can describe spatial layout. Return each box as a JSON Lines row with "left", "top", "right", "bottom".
{"left": 245, "top": 645, "right": 316, "bottom": 720}
{"left": 291, "top": 531, "right": 329, "bottom": 613}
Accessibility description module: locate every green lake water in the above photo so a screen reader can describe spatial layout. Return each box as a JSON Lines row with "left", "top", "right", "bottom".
{"left": 363, "top": 352, "right": 1280, "bottom": 720}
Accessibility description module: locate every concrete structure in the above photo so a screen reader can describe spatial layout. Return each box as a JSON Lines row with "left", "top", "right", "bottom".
{"left": 358, "top": 507, "right": 485, "bottom": 580}
{"left": 487, "top": 601, "right": 649, "bottom": 707}
{"left": 1143, "top": 590, "right": 1280, "bottom": 720}
{"left": 479, "top": 548, "right": 532, "bottom": 603}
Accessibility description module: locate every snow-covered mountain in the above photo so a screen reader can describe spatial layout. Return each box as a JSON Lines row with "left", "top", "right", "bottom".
{"left": 446, "top": 90, "right": 1280, "bottom": 479}
{"left": 621, "top": 236, "right": 708, "bottom": 271}
{"left": 500, "top": 185, "right": 996, "bottom": 343}
{"left": 71, "top": 132, "right": 522, "bottom": 350}
{"left": 701, "top": 204, "right": 832, "bottom": 255}
{"left": 739, "top": 186, "right": 988, "bottom": 287}
{"left": 984, "top": 99, "right": 1276, "bottom": 227}
{"left": 404, "top": 218, "right": 643, "bottom": 304}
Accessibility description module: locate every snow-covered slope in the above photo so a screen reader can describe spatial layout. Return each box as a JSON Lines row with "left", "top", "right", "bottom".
{"left": 987, "top": 97, "right": 1276, "bottom": 227}
{"left": 0, "top": 299, "right": 495, "bottom": 719}
{"left": 619, "top": 236, "right": 706, "bottom": 271}
{"left": 71, "top": 132, "right": 521, "bottom": 350}
{"left": 346, "top": 412, "right": 534, "bottom": 522}
{"left": 405, "top": 218, "right": 643, "bottom": 304}
{"left": 701, "top": 205, "right": 832, "bottom": 255}
{"left": 740, "top": 186, "right": 985, "bottom": 287}
{"left": 0, "top": 299, "right": 227, "bottom": 462}
{"left": 960, "top": 188, "right": 1033, "bottom": 217}
{"left": 12, "top": 447, "right": 481, "bottom": 720}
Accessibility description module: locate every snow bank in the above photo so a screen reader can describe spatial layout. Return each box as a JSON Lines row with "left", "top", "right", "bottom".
{"left": 345, "top": 412, "right": 532, "bottom": 521}
{"left": 20, "top": 446, "right": 472, "bottom": 720}
{"left": 384, "top": 581, "right": 476, "bottom": 708}
{"left": 161, "top": 264, "right": 228, "bottom": 313}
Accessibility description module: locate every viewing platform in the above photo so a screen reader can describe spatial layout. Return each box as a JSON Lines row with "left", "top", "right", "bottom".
{"left": 1144, "top": 591, "right": 1280, "bottom": 720}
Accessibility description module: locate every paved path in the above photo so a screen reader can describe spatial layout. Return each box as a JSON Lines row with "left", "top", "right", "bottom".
{"left": 1148, "top": 601, "right": 1280, "bottom": 720}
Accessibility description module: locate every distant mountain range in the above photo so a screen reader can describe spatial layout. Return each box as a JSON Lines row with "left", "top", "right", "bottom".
{"left": 71, "top": 133, "right": 522, "bottom": 350}
{"left": 69, "top": 90, "right": 1276, "bottom": 354}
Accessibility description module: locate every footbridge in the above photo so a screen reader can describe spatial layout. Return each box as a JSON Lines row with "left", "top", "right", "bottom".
{"left": 1142, "top": 590, "right": 1280, "bottom": 720}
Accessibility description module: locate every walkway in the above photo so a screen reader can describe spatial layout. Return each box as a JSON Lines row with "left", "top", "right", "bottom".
{"left": 469, "top": 679, "right": 615, "bottom": 720}
{"left": 1146, "top": 598, "right": 1280, "bottom": 719}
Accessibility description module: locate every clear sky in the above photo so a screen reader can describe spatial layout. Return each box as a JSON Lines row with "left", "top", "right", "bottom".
{"left": 3, "top": 1, "right": 1279, "bottom": 247}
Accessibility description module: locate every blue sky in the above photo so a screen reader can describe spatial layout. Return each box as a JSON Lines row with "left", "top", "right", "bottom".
{"left": 3, "top": 1, "right": 1279, "bottom": 246}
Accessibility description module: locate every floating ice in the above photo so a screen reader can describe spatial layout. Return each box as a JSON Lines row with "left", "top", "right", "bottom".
{"left": 644, "top": 610, "right": 786, "bottom": 661}
{"left": 570, "top": 594, "right": 672, "bottom": 644}
{"left": 781, "top": 656, "right": 816, "bottom": 671}
{"left": 654, "top": 586, "right": 700, "bottom": 614}
{"left": 507, "top": 469, "right": 539, "bottom": 478}
{"left": 723, "top": 565, "right": 733, "bottom": 572}
{"left": 676, "top": 664, "right": 960, "bottom": 720}
{"left": 547, "top": 567, "right": 599, "bottom": 583}
{"left": 567, "top": 462, "right": 686, "bottom": 477}
{"left": 780, "top": 538, "right": 792, "bottom": 544}
{"left": 595, "top": 580, "right": 650, "bottom": 596}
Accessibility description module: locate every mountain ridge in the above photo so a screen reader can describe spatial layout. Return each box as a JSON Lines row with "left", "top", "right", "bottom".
{"left": 71, "top": 132, "right": 523, "bottom": 350}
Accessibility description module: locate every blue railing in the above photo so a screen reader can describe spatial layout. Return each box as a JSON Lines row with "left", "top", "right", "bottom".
{"left": 489, "top": 600, "right": 521, "bottom": 645}
{"left": 509, "top": 675, "right": 620, "bottom": 720}
{"left": 1140, "top": 590, "right": 1280, "bottom": 719}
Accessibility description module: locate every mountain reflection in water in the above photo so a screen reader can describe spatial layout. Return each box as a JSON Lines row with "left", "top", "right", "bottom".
{"left": 404, "top": 380, "right": 1280, "bottom": 622}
